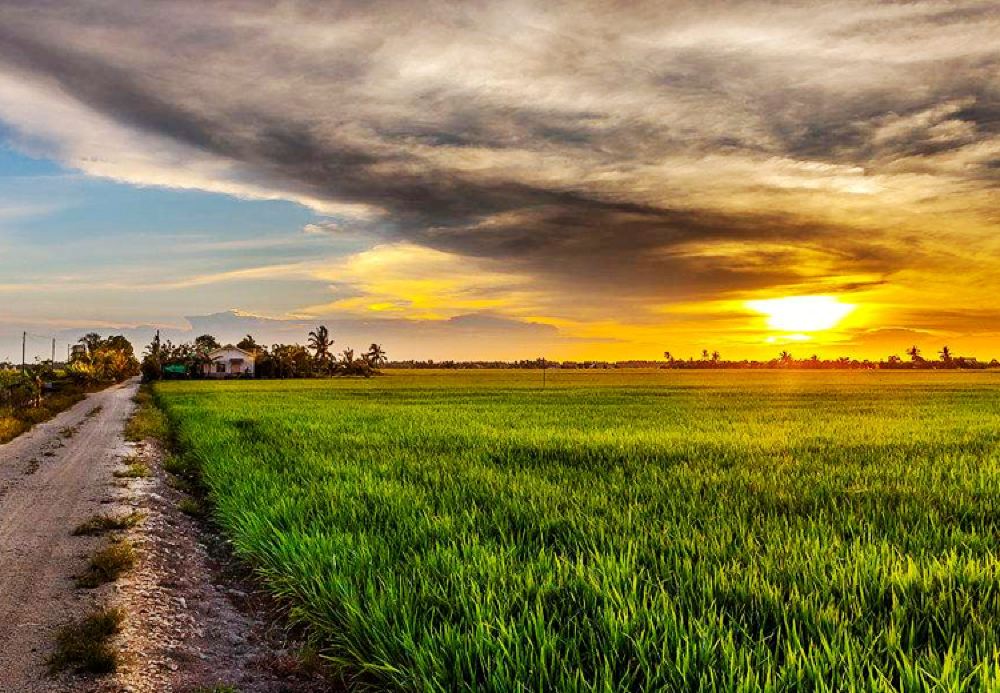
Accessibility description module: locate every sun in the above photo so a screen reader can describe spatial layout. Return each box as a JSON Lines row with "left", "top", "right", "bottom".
{"left": 746, "top": 295, "right": 855, "bottom": 333}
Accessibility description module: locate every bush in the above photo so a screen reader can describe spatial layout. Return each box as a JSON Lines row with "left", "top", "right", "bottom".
{"left": 76, "top": 541, "right": 136, "bottom": 588}
{"left": 48, "top": 608, "right": 124, "bottom": 674}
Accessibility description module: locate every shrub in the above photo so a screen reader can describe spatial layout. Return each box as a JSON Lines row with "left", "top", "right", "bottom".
{"left": 48, "top": 607, "right": 124, "bottom": 674}
{"left": 76, "top": 541, "right": 136, "bottom": 588}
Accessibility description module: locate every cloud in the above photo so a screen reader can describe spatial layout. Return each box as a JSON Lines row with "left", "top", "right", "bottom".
{"left": 0, "top": 0, "right": 996, "bottom": 348}
{"left": 306, "top": 242, "right": 544, "bottom": 319}
{"left": 303, "top": 222, "right": 338, "bottom": 235}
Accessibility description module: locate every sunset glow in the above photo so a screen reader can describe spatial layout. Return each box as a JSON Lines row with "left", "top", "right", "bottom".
{"left": 0, "top": 2, "right": 997, "bottom": 362}
{"left": 3, "top": 6, "right": 1000, "bottom": 692}
{"left": 747, "top": 296, "right": 857, "bottom": 334}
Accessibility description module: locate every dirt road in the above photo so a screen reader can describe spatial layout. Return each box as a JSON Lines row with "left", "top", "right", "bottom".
{"left": 0, "top": 379, "right": 138, "bottom": 692}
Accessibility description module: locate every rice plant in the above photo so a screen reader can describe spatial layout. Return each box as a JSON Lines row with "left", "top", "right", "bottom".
{"left": 155, "top": 370, "right": 1000, "bottom": 691}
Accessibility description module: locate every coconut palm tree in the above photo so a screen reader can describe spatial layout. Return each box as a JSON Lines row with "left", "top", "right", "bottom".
{"left": 939, "top": 345, "right": 952, "bottom": 362}
{"left": 906, "top": 345, "right": 922, "bottom": 362}
{"left": 366, "top": 343, "right": 387, "bottom": 367}
{"left": 307, "top": 326, "right": 334, "bottom": 370}
{"left": 340, "top": 348, "right": 355, "bottom": 371}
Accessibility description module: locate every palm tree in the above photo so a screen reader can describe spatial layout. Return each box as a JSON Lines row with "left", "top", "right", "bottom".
{"left": 939, "top": 345, "right": 952, "bottom": 362}
{"left": 663, "top": 351, "right": 673, "bottom": 362}
{"left": 701, "top": 349, "right": 710, "bottom": 360}
{"left": 307, "top": 326, "right": 334, "bottom": 365}
{"left": 906, "top": 345, "right": 922, "bottom": 362}
{"left": 366, "top": 343, "right": 387, "bottom": 367}
{"left": 711, "top": 351, "right": 720, "bottom": 362}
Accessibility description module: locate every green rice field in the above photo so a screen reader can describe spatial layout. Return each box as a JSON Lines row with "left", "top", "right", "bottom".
{"left": 154, "top": 370, "right": 1000, "bottom": 691}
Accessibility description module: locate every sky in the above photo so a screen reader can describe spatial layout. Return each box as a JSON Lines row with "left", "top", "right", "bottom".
{"left": 0, "top": 1, "right": 997, "bottom": 362}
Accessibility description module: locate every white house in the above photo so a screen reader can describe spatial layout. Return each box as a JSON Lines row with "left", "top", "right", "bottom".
{"left": 203, "top": 346, "right": 255, "bottom": 378}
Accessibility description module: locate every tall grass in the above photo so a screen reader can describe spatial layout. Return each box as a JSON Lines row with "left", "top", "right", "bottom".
{"left": 0, "top": 389, "right": 88, "bottom": 444}
{"left": 156, "top": 370, "right": 1000, "bottom": 690}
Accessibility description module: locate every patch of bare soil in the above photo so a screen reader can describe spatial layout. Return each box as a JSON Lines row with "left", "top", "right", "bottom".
{"left": 97, "top": 439, "right": 334, "bottom": 693}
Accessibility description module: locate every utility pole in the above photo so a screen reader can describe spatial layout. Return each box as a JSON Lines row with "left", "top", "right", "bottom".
{"left": 21, "top": 331, "right": 26, "bottom": 373}
{"left": 51, "top": 338, "right": 56, "bottom": 364}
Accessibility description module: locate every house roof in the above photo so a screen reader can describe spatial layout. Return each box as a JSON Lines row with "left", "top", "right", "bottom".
{"left": 207, "top": 346, "right": 254, "bottom": 358}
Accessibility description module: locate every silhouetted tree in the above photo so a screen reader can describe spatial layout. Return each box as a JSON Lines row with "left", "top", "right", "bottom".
{"left": 141, "top": 331, "right": 163, "bottom": 381}
{"left": 307, "top": 326, "right": 334, "bottom": 373}
{"left": 340, "top": 348, "right": 355, "bottom": 366}
{"left": 194, "top": 334, "right": 220, "bottom": 352}
{"left": 147, "top": 330, "right": 161, "bottom": 358}
{"left": 270, "top": 344, "right": 313, "bottom": 378}
{"left": 236, "top": 334, "right": 259, "bottom": 353}
{"left": 366, "top": 343, "right": 387, "bottom": 367}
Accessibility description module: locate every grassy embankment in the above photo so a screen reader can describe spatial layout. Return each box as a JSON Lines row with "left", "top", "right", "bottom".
{"left": 154, "top": 370, "right": 1000, "bottom": 690}
{"left": 0, "top": 370, "right": 132, "bottom": 445}
{"left": 0, "top": 385, "right": 94, "bottom": 444}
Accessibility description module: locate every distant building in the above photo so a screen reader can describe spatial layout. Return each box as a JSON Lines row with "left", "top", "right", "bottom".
{"left": 203, "top": 346, "right": 255, "bottom": 378}
{"left": 70, "top": 344, "right": 87, "bottom": 360}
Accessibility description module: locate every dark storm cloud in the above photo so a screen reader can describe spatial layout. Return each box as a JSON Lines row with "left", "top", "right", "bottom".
{"left": 0, "top": 0, "right": 996, "bottom": 305}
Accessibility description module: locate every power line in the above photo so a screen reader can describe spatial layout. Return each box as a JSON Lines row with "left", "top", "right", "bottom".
{"left": 15, "top": 331, "right": 64, "bottom": 369}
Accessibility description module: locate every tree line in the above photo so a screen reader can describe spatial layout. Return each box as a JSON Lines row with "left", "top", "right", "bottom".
{"left": 648, "top": 346, "right": 997, "bottom": 370}
{"left": 140, "top": 326, "right": 388, "bottom": 380}
{"left": 0, "top": 332, "right": 140, "bottom": 407}
{"left": 383, "top": 347, "right": 999, "bottom": 371}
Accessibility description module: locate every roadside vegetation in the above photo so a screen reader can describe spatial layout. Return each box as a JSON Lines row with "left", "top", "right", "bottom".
{"left": 48, "top": 607, "right": 124, "bottom": 675}
{"left": 113, "top": 456, "right": 151, "bottom": 479}
{"left": 73, "top": 512, "right": 145, "bottom": 537}
{"left": 154, "top": 370, "right": 1000, "bottom": 690}
{"left": 124, "top": 387, "right": 169, "bottom": 442}
{"left": 76, "top": 540, "right": 137, "bottom": 588}
{"left": 0, "top": 333, "right": 139, "bottom": 444}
